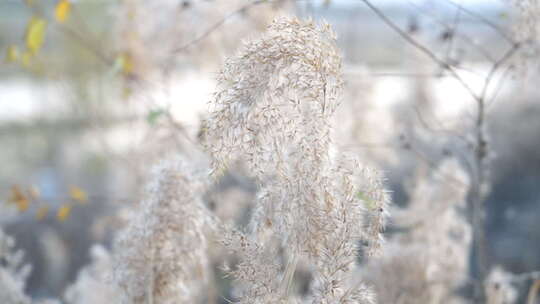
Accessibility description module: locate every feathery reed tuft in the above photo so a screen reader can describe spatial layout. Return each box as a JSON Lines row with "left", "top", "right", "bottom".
{"left": 205, "top": 17, "right": 390, "bottom": 303}
{"left": 0, "top": 229, "right": 32, "bottom": 304}
{"left": 112, "top": 158, "right": 214, "bottom": 304}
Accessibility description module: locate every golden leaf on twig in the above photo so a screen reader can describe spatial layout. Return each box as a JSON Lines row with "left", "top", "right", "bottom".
{"left": 55, "top": 0, "right": 71, "bottom": 23}
{"left": 5, "top": 45, "right": 19, "bottom": 63}
{"left": 36, "top": 206, "right": 49, "bottom": 220}
{"left": 8, "top": 185, "right": 29, "bottom": 212}
{"left": 69, "top": 186, "right": 88, "bottom": 203}
{"left": 25, "top": 17, "right": 47, "bottom": 54}
{"left": 57, "top": 204, "right": 72, "bottom": 222}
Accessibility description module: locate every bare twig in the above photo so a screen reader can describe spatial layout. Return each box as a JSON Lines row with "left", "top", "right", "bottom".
{"left": 468, "top": 40, "right": 519, "bottom": 303}
{"left": 345, "top": 71, "right": 449, "bottom": 78}
{"left": 171, "top": 0, "right": 267, "bottom": 54}
{"left": 359, "top": 0, "right": 481, "bottom": 102}
{"left": 405, "top": 0, "right": 496, "bottom": 62}
{"left": 479, "top": 43, "right": 521, "bottom": 103}
{"left": 444, "top": 0, "right": 515, "bottom": 44}
{"left": 55, "top": 25, "right": 113, "bottom": 65}
{"left": 445, "top": 4, "right": 462, "bottom": 63}
{"left": 412, "top": 105, "right": 470, "bottom": 144}
{"left": 515, "top": 271, "right": 540, "bottom": 282}
{"left": 358, "top": 1, "right": 521, "bottom": 302}
{"left": 486, "top": 63, "right": 515, "bottom": 111}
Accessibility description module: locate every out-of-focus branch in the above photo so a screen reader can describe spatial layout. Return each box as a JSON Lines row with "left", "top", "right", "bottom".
{"left": 444, "top": 0, "right": 515, "bottom": 44}
{"left": 55, "top": 25, "right": 113, "bottom": 65}
{"left": 359, "top": 0, "right": 481, "bottom": 102}
{"left": 412, "top": 105, "right": 470, "bottom": 143}
{"left": 358, "top": 0, "right": 521, "bottom": 302}
{"left": 470, "top": 42, "right": 519, "bottom": 301}
{"left": 480, "top": 43, "right": 521, "bottom": 102}
{"left": 405, "top": 0, "right": 496, "bottom": 63}
{"left": 515, "top": 271, "right": 540, "bottom": 282}
{"left": 486, "top": 63, "right": 515, "bottom": 111}
{"left": 170, "top": 0, "right": 267, "bottom": 54}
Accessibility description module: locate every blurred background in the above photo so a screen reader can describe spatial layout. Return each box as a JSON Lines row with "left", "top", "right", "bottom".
{"left": 1, "top": 0, "right": 539, "bottom": 303}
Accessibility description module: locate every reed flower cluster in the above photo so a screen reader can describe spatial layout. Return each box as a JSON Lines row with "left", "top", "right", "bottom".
{"left": 0, "top": 229, "right": 32, "bottom": 304}
{"left": 205, "top": 17, "right": 390, "bottom": 303}
{"left": 112, "top": 158, "right": 214, "bottom": 304}
{"left": 1, "top": 17, "right": 391, "bottom": 304}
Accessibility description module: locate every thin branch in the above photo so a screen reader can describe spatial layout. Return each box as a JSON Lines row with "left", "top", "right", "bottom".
{"left": 359, "top": 0, "right": 481, "bottom": 102}
{"left": 412, "top": 105, "right": 470, "bottom": 144}
{"left": 444, "top": 0, "right": 515, "bottom": 44}
{"left": 515, "top": 271, "right": 540, "bottom": 282}
{"left": 56, "top": 25, "right": 113, "bottom": 65}
{"left": 465, "top": 31, "right": 519, "bottom": 304}
{"left": 345, "top": 71, "right": 450, "bottom": 78}
{"left": 171, "top": 0, "right": 266, "bottom": 54}
{"left": 445, "top": 4, "right": 462, "bottom": 63}
{"left": 486, "top": 63, "right": 514, "bottom": 112}
{"left": 407, "top": 144, "right": 468, "bottom": 189}
{"left": 406, "top": 0, "right": 496, "bottom": 62}
{"left": 479, "top": 42, "right": 521, "bottom": 102}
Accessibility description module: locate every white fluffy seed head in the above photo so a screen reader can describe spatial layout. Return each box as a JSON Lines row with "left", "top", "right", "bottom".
{"left": 112, "top": 158, "right": 214, "bottom": 304}
{"left": 204, "top": 16, "right": 344, "bottom": 179}
{"left": 205, "top": 17, "right": 390, "bottom": 303}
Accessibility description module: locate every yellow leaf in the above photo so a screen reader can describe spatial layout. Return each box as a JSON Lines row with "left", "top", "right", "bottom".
{"left": 8, "top": 186, "right": 29, "bottom": 212}
{"left": 36, "top": 206, "right": 49, "bottom": 220}
{"left": 69, "top": 186, "right": 87, "bottom": 203}
{"left": 55, "top": 0, "right": 71, "bottom": 23}
{"left": 118, "top": 53, "right": 134, "bottom": 75}
{"left": 29, "top": 186, "right": 40, "bottom": 200}
{"left": 5, "top": 45, "right": 19, "bottom": 63}
{"left": 25, "top": 17, "right": 47, "bottom": 54}
{"left": 20, "top": 51, "right": 33, "bottom": 68}
{"left": 57, "top": 204, "right": 72, "bottom": 222}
